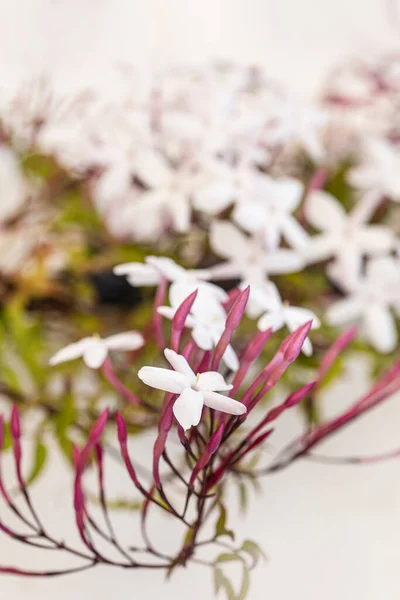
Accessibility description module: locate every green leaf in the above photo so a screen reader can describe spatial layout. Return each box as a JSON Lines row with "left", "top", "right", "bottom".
{"left": 238, "top": 482, "right": 248, "bottom": 514}
{"left": 214, "top": 567, "right": 236, "bottom": 600}
{"left": 26, "top": 440, "right": 48, "bottom": 485}
{"left": 240, "top": 540, "right": 267, "bottom": 569}
{"left": 215, "top": 553, "right": 243, "bottom": 564}
{"left": 237, "top": 564, "right": 251, "bottom": 600}
{"left": 215, "top": 503, "right": 235, "bottom": 541}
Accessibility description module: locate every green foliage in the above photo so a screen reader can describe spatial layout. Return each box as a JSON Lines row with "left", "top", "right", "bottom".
{"left": 26, "top": 438, "right": 48, "bottom": 485}
{"left": 215, "top": 503, "right": 235, "bottom": 541}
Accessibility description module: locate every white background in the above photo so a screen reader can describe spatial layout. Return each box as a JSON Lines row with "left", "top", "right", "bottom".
{"left": 0, "top": 1, "right": 400, "bottom": 599}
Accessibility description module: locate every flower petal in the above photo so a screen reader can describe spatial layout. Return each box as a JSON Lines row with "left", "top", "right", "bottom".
{"left": 364, "top": 304, "right": 397, "bottom": 354}
{"left": 325, "top": 296, "right": 363, "bottom": 326}
{"left": 164, "top": 349, "right": 195, "bottom": 380}
{"left": 113, "top": 262, "right": 160, "bottom": 286}
{"left": 192, "top": 324, "right": 214, "bottom": 350}
{"left": 203, "top": 391, "right": 246, "bottom": 416}
{"left": 196, "top": 371, "right": 233, "bottom": 392}
{"left": 173, "top": 389, "right": 204, "bottom": 430}
{"left": 280, "top": 216, "right": 310, "bottom": 250}
{"left": 233, "top": 201, "right": 267, "bottom": 234}
{"left": 210, "top": 221, "right": 250, "bottom": 261}
{"left": 105, "top": 332, "right": 144, "bottom": 351}
{"left": 285, "top": 306, "right": 321, "bottom": 330}
{"left": 222, "top": 344, "right": 240, "bottom": 372}
{"left": 263, "top": 250, "right": 305, "bottom": 274}
{"left": 257, "top": 312, "right": 284, "bottom": 332}
{"left": 83, "top": 340, "right": 109, "bottom": 369}
{"left": 145, "top": 256, "right": 186, "bottom": 282}
{"left": 138, "top": 366, "right": 189, "bottom": 393}
{"left": 305, "top": 190, "right": 346, "bottom": 232}
{"left": 356, "top": 225, "right": 394, "bottom": 254}
{"left": 302, "top": 233, "right": 337, "bottom": 263}
{"left": 193, "top": 181, "right": 236, "bottom": 214}
{"left": 169, "top": 191, "right": 191, "bottom": 233}
{"left": 49, "top": 337, "right": 93, "bottom": 366}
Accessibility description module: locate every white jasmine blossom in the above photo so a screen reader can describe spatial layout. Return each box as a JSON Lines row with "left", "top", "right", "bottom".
{"left": 232, "top": 176, "right": 308, "bottom": 250}
{"left": 138, "top": 349, "right": 246, "bottom": 430}
{"left": 348, "top": 137, "right": 400, "bottom": 200}
{"left": 49, "top": 332, "right": 144, "bottom": 369}
{"left": 325, "top": 256, "right": 400, "bottom": 354}
{"left": 208, "top": 221, "right": 305, "bottom": 285}
{"left": 252, "top": 282, "right": 320, "bottom": 356}
{"left": 304, "top": 189, "right": 394, "bottom": 288}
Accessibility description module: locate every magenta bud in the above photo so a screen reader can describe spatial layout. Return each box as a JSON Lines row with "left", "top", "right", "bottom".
{"left": 189, "top": 423, "right": 224, "bottom": 488}
{"left": 89, "top": 408, "right": 109, "bottom": 444}
{"left": 283, "top": 321, "right": 313, "bottom": 362}
{"left": 0, "top": 416, "right": 3, "bottom": 450}
{"left": 10, "top": 406, "right": 20, "bottom": 440}
{"left": 244, "top": 328, "right": 273, "bottom": 361}
{"left": 173, "top": 290, "right": 198, "bottom": 331}
{"left": 226, "top": 286, "right": 250, "bottom": 330}
{"left": 116, "top": 412, "right": 127, "bottom": 444}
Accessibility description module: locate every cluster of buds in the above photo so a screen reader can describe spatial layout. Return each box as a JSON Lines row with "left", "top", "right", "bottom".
{"left": 0, "top": 286, "right": 400, "bottom": 592}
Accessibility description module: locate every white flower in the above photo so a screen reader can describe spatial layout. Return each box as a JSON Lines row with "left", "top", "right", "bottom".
{"left": 158, "top": 297, "right": 239, "bottom": 372}
{"left": 253, "top": 282, "right": 320, "bottom": 356}
{"left": 114, "top": 256, "right": 227, "bottom": 308}
{"left": 138, "top": 348, "right": 246, "bottom": 430}
{"left": 325, "top": 256, "right": 400, "bottom": 354}
{"left": 232, "top": 176, "right": 308, "bottom": 250}
{"left": 348, "top": 137, "right": 400, "bottom": 200}
{"left": 49, "top": 332, "right": 144, "bottom": 369}
{"left": 208, "top": 221, "right": 305, "bottom": 285}
{"left": 304, "top": 189, "right": 394, "bottom": 289}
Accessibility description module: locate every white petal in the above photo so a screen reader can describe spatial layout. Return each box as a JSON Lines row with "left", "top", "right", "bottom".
{"left": 263, "top": 250, "right": 305, "bottom": 275}
{"left": 83, "top": 340, "right": 109, "bottom": 369}
{"left": 325, "top": 296, "right": 363, "bottom": 326}
{"left": 233, "top": 201, "right": 267, "bottom": 234}
{"left": 173, "top": 389, "right": 204, "bottom": 430}
{"left": 196, "top": 371, "right": 232, "bottom": 392}
{"left": 209, "top": 221, "right": 250, "bottom": 261}
{"left": 169, "top": 191, "right": 191, "bottom": 233}
{"left": 305, "top": 190, "right": 346, "bottom": 232}
{"left": 285, "top": 306, "right": 321, "bottom": 330}
{"left": 113, "top": 263, "right": 160, "bottom": 287}
{"left": 272, "top": 177, "right": 304, "bottom": 213}
{"left": 49, "top": 337, "right": 93, "bottom": 366}
{"left": 157, "top": 304, "right": 197, "bottom": 328}
{"left": 105, "top": 332, "right": 144, "bottom": 351}
{"left": 192, "top": 324, "right": 214, "bottom": 350}
{"left": 193, "top": 181, "right": 236, "bottom": 214}
{"left": 257, "top": 312, "right": 285, "bottom": 332}
{"left": 138, "top": 366, "right": 189, "bottom": 393}
{"left": 203, "top": 391, "right": 246, "bottom": 416}
{"left": 302, "top": 233, "right": 337, "bottom": 263}
{"left": 280, "top": 216, "right": 310, "bottom": 250}
{"left": 135, "top": 150, "right": 172, "bottom": 188}
{"left": 222, "top": 344, "right": 240, "bottom": 372}
{"left": 356, "top": 226, "right": 394, "bottom": 255}
{"left": 300, "top": 336, "right": 313, "bottom": 356}
{"left": 164, "top": 349, "right": 195, "bottom": 379}
{"left": 364, "top": 304, "right": 397, "bottom": 354}
{"left": 145, "top": 256, "right": 186, "bottom": 282}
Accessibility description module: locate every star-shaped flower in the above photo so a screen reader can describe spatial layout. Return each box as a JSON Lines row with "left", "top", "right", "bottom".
{"left": 208, "top": 221, "right": 305, "bottom": 285}
{"left": 250, "top": 281, "right": 320, "bottom": 356}
{"left": 49, "top": 332, "right": 144, "bottom": 369}
{"left": 138, "top": 349, "right": 246, "bottom": 430}
{"left": 325, "top": 256, "right": 400, "bottom": 354}
{"left": 303, "top": 189, "right": 394, "bottom": 289}
{"left": 232, "top": 176, "right": 308, "bottom": 250}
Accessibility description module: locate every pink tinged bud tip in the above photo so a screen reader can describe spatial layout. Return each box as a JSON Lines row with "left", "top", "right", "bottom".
{"left": 171, "top": 290, "right": 198, "bottom": 351}
{"left": 116, "top": 412, "right": 127, "bottom": 444}
{"left": 282, "top": 321, "right": 313, "bottom": 362}
{"left": 318, "top": 325, "right": 358, "bottom": 381}
{"left": 0, "top": 416, "right": 4, "bottom": 450}
{"left": 10, "top": 406, "right": 20, "bottom": 440}
{"left": 226, "top": 286, "right": 250, "bottom": 331}
{"left": 88, "top": 408, "right": 110, "bottom": 445}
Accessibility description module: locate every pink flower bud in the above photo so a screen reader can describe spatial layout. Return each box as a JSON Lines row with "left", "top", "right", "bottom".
{"left": 318, "top": 325, "right": 358, "bottom": 382}
{"left": 88, "top": 408, "right": 109, "bottom": 445}
{"left": 226, "top": 286, "right": 250, "bottom": 331}
{"left": 116, "top": 412, "right": 128, "bottom": 444}
{"left": 10, "top": 406, "right": 20, "bottom": 440}
{"left": 171, "top": 290, "right": 198, "bottom": 352}
{"left": 282, "top": 321, "right": 313, "bottom": 362}
{"left": 189, "top": 424, "right": 224, "bottom": 488}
